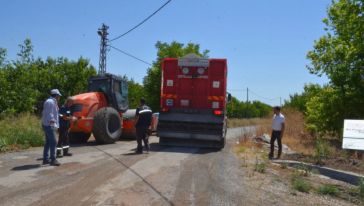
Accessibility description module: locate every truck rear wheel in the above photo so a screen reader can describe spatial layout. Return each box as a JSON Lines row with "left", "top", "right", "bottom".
{"left": 93, "top": 107, "right": 122, "bottom": 144}
{"left": 69, "top": 132, "right": 91, "bottom": 144}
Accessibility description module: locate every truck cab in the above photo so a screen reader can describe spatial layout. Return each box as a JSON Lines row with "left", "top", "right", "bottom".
{"left": 88, "top": 74, "right": 128, "bottom": 112}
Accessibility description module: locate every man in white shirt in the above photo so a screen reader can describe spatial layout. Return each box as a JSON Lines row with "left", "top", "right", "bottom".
{"left": 41, "top": 89, "right": 62, "bottom": 166}
{"left": 269, "top": 106, "right": 285, "bottom": 159}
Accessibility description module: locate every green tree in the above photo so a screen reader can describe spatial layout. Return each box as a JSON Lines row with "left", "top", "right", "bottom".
{"left": 305, "top": 86, "right": 343, "bottom": 135}
{"left": 143, "top": 41, "right": 209, "bottom": 111}
{"left": 285, "top": 84, "right": 323, "bottom": 113}
{"left": 16, "top": 38, "right": 34, "bottom": 65}
{"left": 0, "top": 48, "right": 7, "bottom": 68}
{"left": 306, "top": 0, "right": 364, "bottom": 135}
{"left": 226, "top": 96, "right": 271, "bottom": 118}
{"left": 124, "top": 77, "right": 145, "bottom": 109}
{"left": 226, "top": 96, "right": 241, "bottom": 118}
{"left": 0, "top": 39, "right": 96, "bottom": 115}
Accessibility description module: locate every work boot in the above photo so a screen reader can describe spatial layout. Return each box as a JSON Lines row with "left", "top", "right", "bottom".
{"left": 50, "top": 159, "right": 61, "bottom": 166}
{"left": 63, "top": 148, "right": 73, "bottom": 156}
{"left": 42, "top": 159, "right": 50, "bottom": 165}
{"left": 135, "top": 148, "right": 143, "bottom": 154}
{"left": 56, "top": 150, "right": 63, "bottom": 158}
{"left": 64, "top": 152, "right": 73, "bottom": 156}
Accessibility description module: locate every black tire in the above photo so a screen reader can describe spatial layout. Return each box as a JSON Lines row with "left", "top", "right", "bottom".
{"left": 218, "top": 137, "right": 226, "bottom": 149}
{"left": 218, "top": 120, "right": 227, "bottom": 149}
{"left": 93, "top": 107, "right": 122, "bottom": 144}
{"left": 69, "top": 132, "right": 91, "bottom": 144}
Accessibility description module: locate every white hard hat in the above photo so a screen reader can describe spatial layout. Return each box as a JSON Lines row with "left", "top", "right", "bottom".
{"left": 50, "top": 89, "right": 62, "bottom": 96}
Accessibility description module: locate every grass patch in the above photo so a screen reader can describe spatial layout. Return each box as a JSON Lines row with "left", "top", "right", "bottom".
{"left": 294, "top": 163, "right": 311, "bottom": 177}
{"left": 317, "top": 184, "right": 339, "bottom": 196}
{"left": 254, "top": 157, "right": 267, "bottom": 173}
{"left": 291, "top": 175, "right": 311, "bottom": 193}
{"left": 359, "top": 178, "right": 364, "bottom": 199}
{"left": 236, "top": 146, "right": 246, "bottom": 153}
{"left": 0, "top": 113, "right": 44, "bottom": 152}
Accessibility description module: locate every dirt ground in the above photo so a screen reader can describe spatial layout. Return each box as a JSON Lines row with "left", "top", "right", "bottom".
{"left": 235, "top": 134, "right": 363, "bottom": 206}
{"left": 0, "top": 127, "right": 360, "bottom": 206}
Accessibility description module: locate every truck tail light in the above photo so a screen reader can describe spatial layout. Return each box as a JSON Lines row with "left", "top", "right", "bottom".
{"left": 213, "top": 110, "right": 223, "bottom": 115}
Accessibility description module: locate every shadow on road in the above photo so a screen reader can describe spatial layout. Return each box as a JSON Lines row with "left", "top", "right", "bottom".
{"left": 11, "top": 164, "right": 41, "bottom": 171}
{"left": 70, "top": 138, "right": 134, "bottom": 148}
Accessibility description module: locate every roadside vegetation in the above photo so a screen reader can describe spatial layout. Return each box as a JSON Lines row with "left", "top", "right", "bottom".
{"left": 231, "top": 0, "right": 364, "bottom": 173}
{"left": 0, "top": 113, "right": 43, "bottom": 152}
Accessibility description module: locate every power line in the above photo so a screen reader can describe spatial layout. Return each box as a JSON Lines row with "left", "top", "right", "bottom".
{"left": 109, "top": 45, "right": 152, "bottom": 66}
{"left": 227, "top": 88, "right": 280, "bottom": 102}
{"left": 109, "top": 0, "right": 172, "bottom": 42}
{"left": 248, "top": 89, "right": 280, "bottom": 101}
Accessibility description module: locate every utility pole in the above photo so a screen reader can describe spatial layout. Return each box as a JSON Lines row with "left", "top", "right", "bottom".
{"left": 280, "top": 97, "right": 282, "bottom": 107}
{"left": 246, "top": 87, "right": 249, "bottom": 103}
{"left": 97, "top": 24, "right": 109, "bottom": 75}
{"left": 245, "top": 87, "right": 249, "bottom": 118}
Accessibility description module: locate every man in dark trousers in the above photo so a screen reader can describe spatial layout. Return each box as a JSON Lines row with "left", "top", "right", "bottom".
{"left": 135, "top": 98, "right": 153, "bottom": 154}
{"left": 57, "top": 99, "right": 73, "bottom": 157}
{"left": 269, "top": 106, "right": 285, "bottom": 159}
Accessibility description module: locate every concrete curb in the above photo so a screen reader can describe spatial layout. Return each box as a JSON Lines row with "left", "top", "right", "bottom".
{"left": 272, "top": 159, "right": 364, "bottom": 185}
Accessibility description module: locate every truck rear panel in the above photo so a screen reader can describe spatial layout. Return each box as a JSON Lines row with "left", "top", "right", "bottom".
{"left": 157, "top": 55, "right": 227, "bottom": 148}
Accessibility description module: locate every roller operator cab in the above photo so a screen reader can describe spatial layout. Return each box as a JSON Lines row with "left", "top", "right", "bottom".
{"left": 67, "top": 73, "right": 128, "bottom": 144}
{"left": 157, "top": 54, "right": 228, "bottom": 149}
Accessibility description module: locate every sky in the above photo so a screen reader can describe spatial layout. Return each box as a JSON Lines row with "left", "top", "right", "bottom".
{"left": 0, "top": 0, "right": 332, "bottom": 106}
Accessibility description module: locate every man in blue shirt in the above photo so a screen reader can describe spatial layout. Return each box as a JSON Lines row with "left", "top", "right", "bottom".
{"left": 135, "top": 98, "right": 152, "bottom": 154}
{"left": 41, "top": 89, "right": 62, "bottom": 166}
{"left": 57, "top": 99, "right": 73, "bottom": 158}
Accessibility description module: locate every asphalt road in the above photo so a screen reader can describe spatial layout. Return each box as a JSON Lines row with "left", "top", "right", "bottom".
{"left": 0, "top": 127, "right": 255, "bottom": 206}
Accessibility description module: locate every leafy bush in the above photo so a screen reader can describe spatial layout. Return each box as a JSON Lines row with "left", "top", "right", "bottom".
{"left": 317, "top": 184, "right": 339, "bottom": 196}
{"left": 254, "top": 159, "right": 266, "bottom": 173}
{"left": 291, "top": 176, "right": 311, "bottom": 193}
{"left": 314, "top": 138, "right": 330, "bottom": 164}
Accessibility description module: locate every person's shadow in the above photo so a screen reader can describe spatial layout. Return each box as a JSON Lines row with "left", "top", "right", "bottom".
{"left": 11, "top": 164, "right": 41, "bottom": 171}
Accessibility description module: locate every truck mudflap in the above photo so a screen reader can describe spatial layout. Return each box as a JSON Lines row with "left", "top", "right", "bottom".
{"left": 157, "top": 112, "right": 227, "bottom": 149}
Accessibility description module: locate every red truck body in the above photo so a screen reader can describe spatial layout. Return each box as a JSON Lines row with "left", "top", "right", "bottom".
{"left": 157, "top": 54, "right": 228, "bottom": 148}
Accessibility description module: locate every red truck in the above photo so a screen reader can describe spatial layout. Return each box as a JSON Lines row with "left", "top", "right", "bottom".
{"left": 157, "top": 54, "right": 229, "bottom": 149}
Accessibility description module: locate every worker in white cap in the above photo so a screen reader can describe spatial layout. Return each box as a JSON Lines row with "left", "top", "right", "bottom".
{"left": 41, "top": 89, "right": 62, "bottom": 166}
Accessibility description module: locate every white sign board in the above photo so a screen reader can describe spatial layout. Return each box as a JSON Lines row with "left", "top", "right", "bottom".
{"left": 178, "top": 53, "right": 209, "bottom": 67}
{"left": 342, "top": 119, "right": 364, "bottom": 150}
